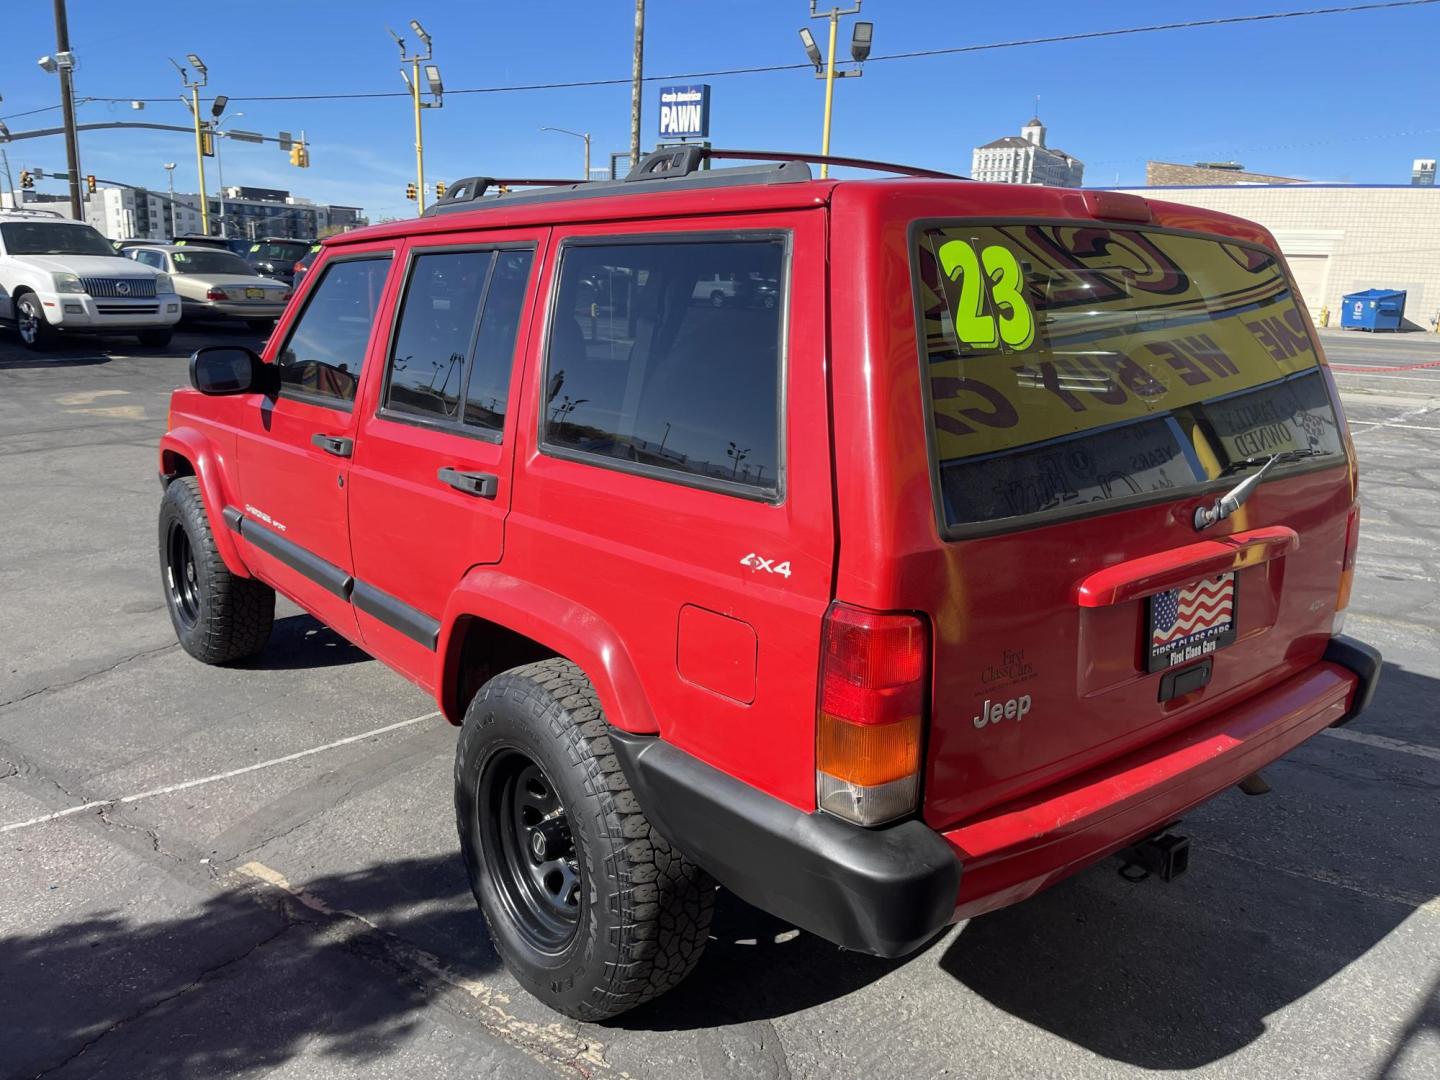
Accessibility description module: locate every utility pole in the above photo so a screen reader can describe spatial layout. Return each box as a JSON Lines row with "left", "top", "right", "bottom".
{"left": 51, "top": 0, "right": 84, "bottom": 220}
{"left": 630, "top": 0, "right": 645, "bottom": 168}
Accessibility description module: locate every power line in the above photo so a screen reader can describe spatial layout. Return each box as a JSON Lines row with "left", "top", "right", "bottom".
{"left": 36, "top": 0, "right": 1440, "bottom": 110}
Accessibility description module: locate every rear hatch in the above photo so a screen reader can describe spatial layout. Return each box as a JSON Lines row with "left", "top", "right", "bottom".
{"left": 908, "top": 211, "right": 1353, "bottom": 828}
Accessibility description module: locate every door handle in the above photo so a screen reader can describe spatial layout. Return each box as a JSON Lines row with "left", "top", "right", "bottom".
{"left": 311, "top": 433, "right": 354, "bottom": 458}
{"left": 438, "top": 466, "right": 498, "bottom": 499}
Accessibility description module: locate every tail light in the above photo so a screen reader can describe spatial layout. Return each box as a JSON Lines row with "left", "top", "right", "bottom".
{"left": 206, "top": 287, "right": 230, "bottom": 301}
{"left": 816, "top": 603, "right": 928, "bottom": 826}
{"left": 1335, "top": 503, "right": 1361, "bottom": 633}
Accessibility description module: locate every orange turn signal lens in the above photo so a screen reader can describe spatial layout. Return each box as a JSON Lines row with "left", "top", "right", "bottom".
{"left": 817, "top": 710, "right": 922, "bottom": 787}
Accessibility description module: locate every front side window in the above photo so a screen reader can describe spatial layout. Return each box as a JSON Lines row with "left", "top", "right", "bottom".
{"left": 914, "top": 223, "right": 1346, "bottom": 532}
{"left": 276, "top": 256, "right": 391, "bottom": 405}
{"left": 542, "top": 237, "right": 785, "bottom": 496}
{"left": 383, "top": 247, "right": 535, "bottom": 431}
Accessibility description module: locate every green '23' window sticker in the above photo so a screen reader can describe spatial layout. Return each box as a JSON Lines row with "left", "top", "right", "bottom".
{"left": 937, "top": 239, "right": 1036, "bottom": 351}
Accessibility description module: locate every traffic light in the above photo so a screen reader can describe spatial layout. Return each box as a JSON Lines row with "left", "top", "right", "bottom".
{"left": 406, "top": 182, "right": 417, "bottom": 201}
{"left": 85, "top": 174, "right": 96, "bottom": 194}
{"left": 20, "top": 171, "right": 33, "bottom": 190}
{"left": 434, "top": 181, "right": 446, "bottom": 199}
{"left": 287, "top": 142, "right": 310, "bottom": 168}
{"left": 200, "top": 130, "right": 215, "bottom": 157}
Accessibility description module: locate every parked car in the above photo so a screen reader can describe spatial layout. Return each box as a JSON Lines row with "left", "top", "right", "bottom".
{"left": 0, "top": 208, "right": 181, "bottom": 350}
{"left": 170, "top": 234, "right": 236, "bottom": 251}
{"left": 289, "top": 242, "right": 323, "bottom": 286}
{"left": 242, "top": 237, "right": 315, "bottom": 286}
{"left": 158, "top": 149, "right": 1380, "bottom": 1022}
{"left": 126, "top": 244, "right": 290, "bottom": 331}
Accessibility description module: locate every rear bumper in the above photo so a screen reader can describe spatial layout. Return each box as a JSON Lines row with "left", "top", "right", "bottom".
{"left": 944, "top": 636, "right": 1379, "bottom": 919}
{"left": 613, "top": 636, "right": 1379, "bottom": 955}
{"left": 610, "top": 730, "right": 961, "bottom": 959}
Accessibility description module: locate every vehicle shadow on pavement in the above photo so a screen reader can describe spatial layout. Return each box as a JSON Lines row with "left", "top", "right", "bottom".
{"left": 1, "top": 855, "right": 500, "bottom": 1079}
{"left": 240, "top": 613, "right": 371, "bottom": 670}
{"left": 613, "top": 890, "right": 907, "bottom": 1030}
{"left": 0, "top": 350, "right": 111, "bottom": 369}
{"left": 939, "top": 662, "right": 1439, "bottom": 1070}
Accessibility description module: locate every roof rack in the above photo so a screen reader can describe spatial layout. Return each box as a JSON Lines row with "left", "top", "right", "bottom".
{"left": 423, "top": 146, "right": 962, "bottom": 218}
{"left": 0, "top": 206, "right": 69, "bottom": 219}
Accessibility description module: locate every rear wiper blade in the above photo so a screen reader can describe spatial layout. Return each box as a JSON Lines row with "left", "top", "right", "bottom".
{"left": 1194, "top": 449, "right": 1319, "bottom": 531}
{"left": 1218, "top": 447, "right": 1319, "bottom": 477}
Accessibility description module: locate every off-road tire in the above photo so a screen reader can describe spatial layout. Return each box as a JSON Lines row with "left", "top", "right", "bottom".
{"left": 137, "top": 328, "right": 173, "bottom": 348}
{"left": 158, "top": 476, "right": 274, "bottom": 664}
{"left": 455, "top": 658, "right": 714, "bottom": 1020}
{"left": 15, "top": 293, "right": 56, "bottom": 351}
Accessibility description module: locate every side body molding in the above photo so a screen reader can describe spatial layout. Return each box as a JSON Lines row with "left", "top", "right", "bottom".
{"left": 159, "top": 426, "right": 252, "bottom": 579}
{"left": 437, "top": 569, "right": 659, "bottom": 734}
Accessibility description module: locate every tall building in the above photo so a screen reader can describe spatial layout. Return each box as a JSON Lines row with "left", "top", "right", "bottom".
{"left": 1412, "top": 159, "right": 1436, "bottom": 186}
{"left": 78, "top": 185, "right": 367, "bottom": 240}
{"left": 971, "top": 116, "right": 1084, "bottom": 187}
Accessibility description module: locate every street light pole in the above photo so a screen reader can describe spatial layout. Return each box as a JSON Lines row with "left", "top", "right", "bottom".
{"left": 802, "top": 3, "right": 869, "bottom": 179}
{"left": 172, "top": 55, "right": 212, "bottom": 233}
{"left": 50, "top": 0, "right": 84, "bottom": 220}
{"left": 540, "top": 127, "right": 591, "bottom": 180}
{"left": 391, "top": 22, "right": 440, "bottom": 215}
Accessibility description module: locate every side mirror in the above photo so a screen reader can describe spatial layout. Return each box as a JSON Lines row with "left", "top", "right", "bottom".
{"left": 189, "top": 345, "right": 274, "bottom": 396}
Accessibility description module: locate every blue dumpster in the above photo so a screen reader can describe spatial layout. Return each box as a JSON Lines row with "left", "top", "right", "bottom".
{"left": 1340, "top": 288, "right": 1407, "bottom": 331}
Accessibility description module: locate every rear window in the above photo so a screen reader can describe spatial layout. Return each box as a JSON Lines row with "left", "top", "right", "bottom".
{"left": 172, "top": 250, "right": 253, "bottom": 275}
{"left": 251, "top": 241, "right": 310, "bottom": 262}
{"left": 914, "top": 222, "right": 1345, "bottom": 532}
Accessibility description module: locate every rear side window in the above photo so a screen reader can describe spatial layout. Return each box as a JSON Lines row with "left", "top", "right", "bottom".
{"left": 914, "top": 223, "right": 1345, "bottom": 532}
{"left": 383, "top": 247, "right": 535, "bottom": 433}
{"left": 275, "top": 256, "right": 391, "bottom": 405}
{"left": 541, "top": 237, "right": 785, "bottom": 497}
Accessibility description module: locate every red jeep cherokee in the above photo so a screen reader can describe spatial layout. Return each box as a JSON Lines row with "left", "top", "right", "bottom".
{"left": 158, "top": 148, "right": 1380, "bottom": 1020}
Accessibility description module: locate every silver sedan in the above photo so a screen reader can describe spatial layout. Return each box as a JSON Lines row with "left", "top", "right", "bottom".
{"left": 125, "top": 244, "right": 291, "bottom": 330}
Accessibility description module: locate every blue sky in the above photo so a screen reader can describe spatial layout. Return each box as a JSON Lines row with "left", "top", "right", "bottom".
{"left": 3, "top": 1, "right": 1438, "bottom": 220}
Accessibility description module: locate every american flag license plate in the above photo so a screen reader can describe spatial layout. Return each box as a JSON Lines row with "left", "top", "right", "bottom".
{"left": 1147, "top": 573, "right": 1239, "bottom": 672}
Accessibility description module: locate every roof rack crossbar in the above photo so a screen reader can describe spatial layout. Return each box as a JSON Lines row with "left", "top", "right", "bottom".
{"left": 422, "top": 147, "right": 960, "bottom": 218}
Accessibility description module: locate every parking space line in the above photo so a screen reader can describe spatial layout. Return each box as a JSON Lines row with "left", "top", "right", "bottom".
{"left": 0, "top": 710, "right": 442, "bottom": 834}
{"left": 235, "top": 861, "right": 626, "bottom": 1076}
{"left": 1321, "top": 727, "right": 1440, "bottom": 763}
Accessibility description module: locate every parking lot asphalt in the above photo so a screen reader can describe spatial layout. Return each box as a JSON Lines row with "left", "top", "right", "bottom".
{"left": 1, "top": 323, "right": 1436, "bottom": 1080}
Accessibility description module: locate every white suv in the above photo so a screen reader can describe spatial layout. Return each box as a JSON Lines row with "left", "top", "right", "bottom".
{"left": 0, "top": 209, "right": 182, "bottom": 350}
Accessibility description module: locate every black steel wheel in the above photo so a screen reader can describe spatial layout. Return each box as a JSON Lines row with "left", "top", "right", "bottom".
{"left": 477, "top": 750, "right": 582, "bottom": 952}
{"left": 164, "top": 519, "right": 202, "bottom": 631}
{"left": 158, "top": 476, "right": 275, "bottom": 664}
{"left": 455, "top": 658, "right": 714, "bottom": 1019}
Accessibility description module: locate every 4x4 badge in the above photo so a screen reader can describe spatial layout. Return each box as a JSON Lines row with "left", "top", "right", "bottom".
{"left": 739, "top": 552, "right": 792, "bottom": 579}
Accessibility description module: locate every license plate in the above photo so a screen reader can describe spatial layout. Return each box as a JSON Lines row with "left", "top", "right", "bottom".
{"left": 1147, "top": 572, "right": 1238, "bottom": 672}
{"left": 245, "top": 287, "right": 264, "bottom": 299}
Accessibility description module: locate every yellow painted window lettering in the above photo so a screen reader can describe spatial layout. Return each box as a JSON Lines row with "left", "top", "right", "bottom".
{"left": 936, "top": 239, "right": 1036, "bottom": 351}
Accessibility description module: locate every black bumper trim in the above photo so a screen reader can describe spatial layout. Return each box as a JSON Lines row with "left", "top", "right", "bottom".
{"left": 1324, "top": 634, "right": 1382, "bottom": 726}
{"left": 352, "top": 580, "right": 440, "bottom": 650}
{"left": 610, "top": 730, "right": 961, "bottom": 959}
{"left": 225, "top": 505, "right": 353, "bottom": 601}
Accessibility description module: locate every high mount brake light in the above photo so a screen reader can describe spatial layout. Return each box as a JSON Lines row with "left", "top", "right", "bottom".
{"left": 1081, "top": 190, "right": 1153, "bottom": 223}
{"left": 816, "top": 603, "right": 928, "bottom": 827}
